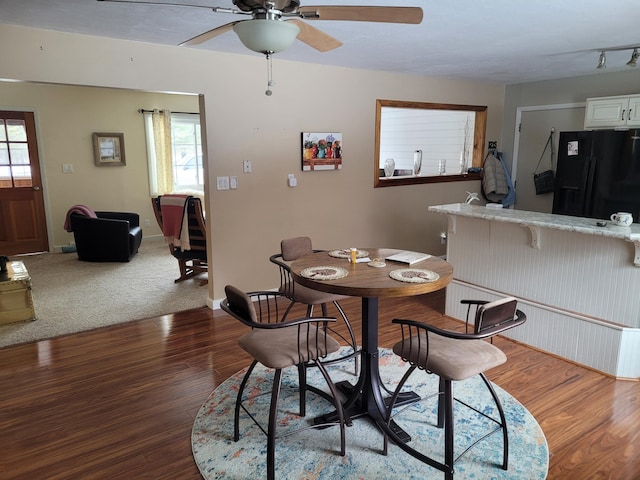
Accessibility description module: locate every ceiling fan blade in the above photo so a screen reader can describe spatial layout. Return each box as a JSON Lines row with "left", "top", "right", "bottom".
{"left": 288, "top": 19, "right": 342, "bottom": 52}
{"left": 298, "top": 6, "right": 423, "bottom": 24}
{"left": 179, "top": 21, "right": 240, "bottom": 46}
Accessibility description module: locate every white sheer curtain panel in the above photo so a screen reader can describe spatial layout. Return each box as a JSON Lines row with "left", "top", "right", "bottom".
{"left": 143, "top": 109, "right": 173, "bottom": 196}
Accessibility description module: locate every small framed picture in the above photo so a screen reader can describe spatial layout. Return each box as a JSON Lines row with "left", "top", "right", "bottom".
{"left": 301, "top": 132, "right": 342, "bottom": 171}
{"left": 93, "top": 132, "right": 126, "bottom": 166}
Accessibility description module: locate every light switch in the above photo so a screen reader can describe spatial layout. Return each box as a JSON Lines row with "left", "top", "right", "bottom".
{"left": 230, "top": 176, "right": 238, "bottom": 189}
{"left": 216, "top": 176, "right": 230, "bottom": 190}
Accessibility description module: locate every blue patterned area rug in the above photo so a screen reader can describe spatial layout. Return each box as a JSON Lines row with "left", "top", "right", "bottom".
{"left": 192, "top": 348, "right": 548, "bottom": 479}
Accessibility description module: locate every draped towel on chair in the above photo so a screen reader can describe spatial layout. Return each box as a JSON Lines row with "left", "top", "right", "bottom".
{"left": 159, "top": 194, "right": 192, "bottom": 250}
{"left": 63, "top": 205, "right": 97, "bottom": 232}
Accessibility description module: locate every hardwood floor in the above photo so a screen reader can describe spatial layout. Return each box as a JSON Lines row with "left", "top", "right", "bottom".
{"left": 1, "top": 291, "right": 638, "bottom": 479}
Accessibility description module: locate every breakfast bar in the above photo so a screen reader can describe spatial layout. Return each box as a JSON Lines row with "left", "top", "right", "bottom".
{"left": 429, "top": 203, "right": 640, "bottom": 379}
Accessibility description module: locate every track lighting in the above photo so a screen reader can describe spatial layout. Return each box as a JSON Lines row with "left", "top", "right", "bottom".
{"left": 596, "top": 47, "right": 640, "bottom": 70}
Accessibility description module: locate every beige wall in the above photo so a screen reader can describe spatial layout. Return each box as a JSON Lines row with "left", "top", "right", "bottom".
{"left": 0, "top": 82, "right": 199, "bottom": 246}
{"left": 0, "top": 24, "right": 506, "bottom": 304}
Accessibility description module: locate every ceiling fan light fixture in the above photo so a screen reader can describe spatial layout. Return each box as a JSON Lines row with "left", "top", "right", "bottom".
{"left": 596, "top": 51, "right": 606, "bottom": 69}
{"left": 627, "top": 48, "right": 639, "bottom": 67}
{"left": 233, "top": 19, "right": 300, "bottom": 54}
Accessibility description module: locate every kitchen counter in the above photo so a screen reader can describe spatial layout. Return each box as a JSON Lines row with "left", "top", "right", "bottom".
{"left": 429, "top": 203, "right": 640, "bottom": 379}
{"left": 429, "top": 202, "right": 640, "bottom": 239}
{"left": 429, "top": 203, "right": 640, "bottom": 266}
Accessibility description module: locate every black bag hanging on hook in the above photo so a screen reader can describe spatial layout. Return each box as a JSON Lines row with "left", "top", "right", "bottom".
{"left": 533, "top": 130, "right": 555, "bottom": 195}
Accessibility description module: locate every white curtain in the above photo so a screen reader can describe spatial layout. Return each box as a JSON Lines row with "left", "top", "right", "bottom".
{"left": 143, "top": 109, "right": 173, "bottom": 196}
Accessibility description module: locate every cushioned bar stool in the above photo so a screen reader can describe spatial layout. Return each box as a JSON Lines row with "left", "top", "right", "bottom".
{"left": 270, "top": 236, "right": 359, "bottom": 374}
{"left": 383, "top": 297, "right": 526, "bottom": 480}
{"left": 221, "top": 285, "right": 347, "bottom": 480}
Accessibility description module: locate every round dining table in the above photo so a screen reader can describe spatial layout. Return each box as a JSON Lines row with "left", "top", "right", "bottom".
{"left": 290, "top": 248, "right": 453, "bottom": 438}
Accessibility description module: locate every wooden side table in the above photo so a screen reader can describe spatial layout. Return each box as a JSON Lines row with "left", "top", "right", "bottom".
{"left": 0, "top": 261, "right": 36, "bottom": 325}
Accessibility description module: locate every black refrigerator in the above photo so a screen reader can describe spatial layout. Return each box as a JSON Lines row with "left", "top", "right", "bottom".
{"left": 552, "top": 129, "right": 640, "bottom": 223}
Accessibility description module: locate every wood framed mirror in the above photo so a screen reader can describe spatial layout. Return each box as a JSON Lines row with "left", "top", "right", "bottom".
{"left": 374, "top": 99, "right": 486, "bottom": 187}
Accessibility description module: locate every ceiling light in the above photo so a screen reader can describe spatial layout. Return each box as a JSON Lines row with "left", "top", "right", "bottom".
{"left": 233, "top": 20, "right": 300, "bottom": 54}
{"left": 596, "top": 51, "right": 606, "bottom": 69}
{"left": 627, "top": 48, "right": 639, "bottom": 67}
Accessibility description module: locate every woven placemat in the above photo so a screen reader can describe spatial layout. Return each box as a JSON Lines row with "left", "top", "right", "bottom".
{"left": 328, "top": 249, "right": 369, "bottom": 259}
{"left": 300, "top": 266, "right": 349, "bottom": 280}
{"left": 389, "top": 268, "right": 439, "bottom": 283}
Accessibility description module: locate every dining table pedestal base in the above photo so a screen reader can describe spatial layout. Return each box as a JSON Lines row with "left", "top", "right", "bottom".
{"left": 337, "top": 377, "right": 420, "bottom": 443}
{"left": 312, "top": 297, "right": 422, "bottom": 444}
{"left": 311, "top": 364, "right": 420, "bottom": 444}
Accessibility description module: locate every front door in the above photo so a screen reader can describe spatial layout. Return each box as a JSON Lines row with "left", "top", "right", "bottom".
{"left": 0, "top": 111, "right": 49, "bottom": 255}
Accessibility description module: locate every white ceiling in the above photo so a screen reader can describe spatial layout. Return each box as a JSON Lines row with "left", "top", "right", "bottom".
{"left": 1, "top": 0, "right": 639, "bottom": 85}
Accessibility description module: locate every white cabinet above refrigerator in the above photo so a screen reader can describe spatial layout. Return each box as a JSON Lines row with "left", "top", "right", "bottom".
{"left": 584, "top": 94, "right": 640, "bottom": 129}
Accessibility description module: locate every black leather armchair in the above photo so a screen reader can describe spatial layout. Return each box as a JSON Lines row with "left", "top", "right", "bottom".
{"left": 70, "top": 211, "right": 143, "bottom": 262}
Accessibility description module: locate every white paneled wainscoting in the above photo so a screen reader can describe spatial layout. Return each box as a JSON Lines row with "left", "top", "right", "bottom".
{"left": 446, "top": 281, "right": 640, "bottom": 379}
{"left": 429, "top": 203, "right": 640, "bottom": 379}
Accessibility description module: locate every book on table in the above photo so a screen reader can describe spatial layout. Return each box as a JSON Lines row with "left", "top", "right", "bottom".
{"left": 385, "top": 251, "right": 432, "bottom": 265}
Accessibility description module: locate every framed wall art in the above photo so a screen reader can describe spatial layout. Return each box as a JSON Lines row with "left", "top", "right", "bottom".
{"left": 93, "top": 132, "right": 126, "bottom": 166}
{"left": 301, "top": 132, "right": 342, "bottom": 171}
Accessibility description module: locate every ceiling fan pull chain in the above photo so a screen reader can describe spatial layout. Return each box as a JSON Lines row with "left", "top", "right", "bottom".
{"left": 265, "top": 52, "right": 274, "bottom": 96}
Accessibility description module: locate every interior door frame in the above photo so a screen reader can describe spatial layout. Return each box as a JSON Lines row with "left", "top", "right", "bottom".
{"left": 1, "top": 107, "right": 54, "bottom": 253}
{"left": 512, "top": 102, "right": 586, "bottom": 187}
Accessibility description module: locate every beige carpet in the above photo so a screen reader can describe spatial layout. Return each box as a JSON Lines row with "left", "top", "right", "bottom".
{"left": 0, "top": 237, "right": 208, "bottom": 348}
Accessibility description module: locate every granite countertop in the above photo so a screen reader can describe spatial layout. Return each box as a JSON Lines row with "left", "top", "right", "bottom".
{"left": 429, "top": 203, "right": 640, "bottom": 241}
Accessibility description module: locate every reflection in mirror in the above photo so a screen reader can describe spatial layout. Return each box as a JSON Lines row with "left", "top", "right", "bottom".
{"left": 374, "top": 99, "right": 486, "bottom": 187}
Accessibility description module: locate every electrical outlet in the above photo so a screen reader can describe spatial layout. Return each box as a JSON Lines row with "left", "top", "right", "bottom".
{"left": 144, "top": 218, "right": 151, "bottom": 227}
{"left": 287, "top": 173, "right": 297, "bottom": 187}
{"left": 440, "top": 232, "right": 447, "bottom": 245}
{"left": 243, "top": 160, "right": 252, "bottom": 173}
{"left": 488, "top": 141, "right": 497, "bottom": 150}
{"left": 62, "top": 164, "right": 74, "bottom": 173}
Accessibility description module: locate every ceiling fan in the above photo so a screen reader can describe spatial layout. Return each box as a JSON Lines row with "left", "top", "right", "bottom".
{"left": 97, "top": 0, "right": 423, "bottom": 54}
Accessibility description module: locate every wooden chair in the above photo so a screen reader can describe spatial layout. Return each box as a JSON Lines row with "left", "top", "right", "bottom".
{"left": 221, "top": 285, "right": 347, "bottom": 480}
{"left": 269, "top": 236, "right": 359, "bottom": 374}
{"left": 383, "top": 297, "right": 527, "bottom": 480}
{"left": 151, "top": 195, "right": 207, "bottom": 283}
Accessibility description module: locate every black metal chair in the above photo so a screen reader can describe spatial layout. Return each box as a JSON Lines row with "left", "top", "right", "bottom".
{"left": 221, "top": 285, "right": 347, "bottom": 480}
{"left": 383, "top": 297, "right": 527, "bottom": 480}
{"left": 269, "top": 236, "right": 359, "bottom": 374}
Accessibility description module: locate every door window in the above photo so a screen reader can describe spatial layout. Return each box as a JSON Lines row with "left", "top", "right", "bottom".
{"left": 0, "top": 118, "right": 33, "bottom": 188}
